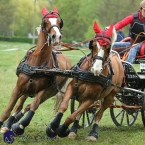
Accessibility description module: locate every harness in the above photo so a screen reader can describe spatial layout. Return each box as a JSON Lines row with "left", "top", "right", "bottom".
{"left": 71, "top": 53, "right": 115, "bottom": 100}
{"left": 16, "top": 50, "right": 61, "bottom": 97}
{"left": 74, "top": 53, "right": 114, "bottom": 87}
{"left": 16, "top": 50, "right": 59, "bottom": 77}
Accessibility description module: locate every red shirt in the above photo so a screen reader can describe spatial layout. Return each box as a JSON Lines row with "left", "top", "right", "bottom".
{"left": 114, "top": 11, "right": 145, "bottom": 30}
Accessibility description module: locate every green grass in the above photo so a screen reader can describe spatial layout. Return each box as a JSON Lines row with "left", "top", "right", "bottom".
{"left": 0, "top": 41, "right": 145, "bottom": 145}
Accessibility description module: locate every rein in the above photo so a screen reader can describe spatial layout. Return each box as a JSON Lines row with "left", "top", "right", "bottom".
{"left": 59, "top": 37, "right": 95, "bottom": 51}
{"left": 58, "top": 37, "right": 96, "bottom": 62}
{"left": 26, "top": 41, "right": 48, "bottom": 56}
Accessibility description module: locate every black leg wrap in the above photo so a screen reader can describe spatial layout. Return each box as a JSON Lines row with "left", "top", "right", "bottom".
{"left": 13, "top": 112, "right": 24, "bottom": 123}
{"left": 46, "top": 125, "right": 57, "bottom": 139}
{"left": 11, "top": 123, "right": 24, "bottom": 136}
{"left": 0, "top": 121, "right": 3, "bottom": 128}
{"left": 51, "top": 112, "right": 63, "bottom": 131}
{"left": 88, "top": 124, "right": 98, "bottom": 139}
{"left": 70, "top": 120, "right": 79, "bottom": 134}
{"left": 56, "top": 123, "right": 70, "bottom": 137}
{"left": 3, "top": 116, "right": 15, "bottom": 129}
{"left": 20, "top": 110, "right": 35, "bottom": 127}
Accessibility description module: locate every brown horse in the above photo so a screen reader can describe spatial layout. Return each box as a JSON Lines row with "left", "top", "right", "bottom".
{"left": 46, "top": 21, "right": 124, "bottom": 141}
{"left": 0, "top": 6, "right": 72, "bottom": 135}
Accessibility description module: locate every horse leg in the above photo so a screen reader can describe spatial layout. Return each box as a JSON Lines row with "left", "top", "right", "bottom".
{"left": 46, "top": 83, "right": 74, "bottom": 138}
{"left": 11, "top": 91, "right": 46, "bottom": 135}
{"left": 0, "top": 95, "right": 28, "bottom": 132}
{"left": 69, "top": 100, "right": 101, "bottom": 139}
{"left": 12, "top": 95, "right": 28, "bottom": 123}
{"left": 68, "top": 114, "right": 81, "bottom": 139}
{"left": 0, "top": 86, "right": 22, "bottom": 132}
{"left": 55, "top": 100, "right": 94, "bottom": 138}
{"left": 86, "top": 90, "right": 117, "bottom": 142}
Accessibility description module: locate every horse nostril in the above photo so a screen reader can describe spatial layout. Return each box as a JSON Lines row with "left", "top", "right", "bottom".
{"left": 59, "top": 35, "right": 62, "bottom": 40}
{"left": 52, "top": 34, "right": 56, "bottom": 40}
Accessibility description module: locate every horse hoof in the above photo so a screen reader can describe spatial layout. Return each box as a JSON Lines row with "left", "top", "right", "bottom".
{"left": 46, "top": 125, "right": 57, "bottom": 139}
{"left": 0, "top": 127, "right": 9, "bottom": 133}
{"left": 11, "top": 123, "right": 24, "bottom": 136}
{"left": 86, "top": 136, "right": 97, "bottom": 142}
{"left": 68, "top": 132, "right": 77, "bottom": 139}
{"left": 56, "top": 124, "right": 70, "bottom": 138}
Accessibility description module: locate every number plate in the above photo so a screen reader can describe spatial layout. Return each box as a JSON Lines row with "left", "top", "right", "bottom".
{"left": 140, "top": 63, "right": 145, "bottom": 70}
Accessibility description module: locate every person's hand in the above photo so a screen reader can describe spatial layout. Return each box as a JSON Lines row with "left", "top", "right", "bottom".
{"left": 104, "top": 26, "right": 109, "bottom": 30}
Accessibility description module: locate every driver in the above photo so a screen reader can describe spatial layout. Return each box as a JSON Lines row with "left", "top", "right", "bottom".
{"left": 112, "top": 0, "right": 145, "bottom": 64}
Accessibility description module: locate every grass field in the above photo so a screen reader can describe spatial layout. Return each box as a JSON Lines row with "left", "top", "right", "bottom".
{"left": 0, "top": 41, "right": 145, "bottom": 145}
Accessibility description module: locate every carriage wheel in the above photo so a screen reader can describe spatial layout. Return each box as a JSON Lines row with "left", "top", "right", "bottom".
{"left": 70, "top": 98, "right": 97, "bottom": 128}
{"left": 110, "top": 99, "right": 139, "bottom": 126}
{"left": 141, "top": 93, "right": 145, "bottom": 127}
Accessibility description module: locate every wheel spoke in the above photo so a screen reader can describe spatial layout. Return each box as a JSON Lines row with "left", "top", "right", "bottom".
{"left": 126, "top": 113, "right": 130, "bottom": 125}
{"left": 131, "top": 112, "right": 137, "bottom": 119}
{"left": 86, "top": 110, "right": 91, "bottom": 124}
{"left": 82, "top": 112, "right": 85, "bottom": 128}
{"left": 120, "top": 110, "right": 125, "bottom": 125}
{"left": 115, "top": 109, "right": 124, "bottom": 119}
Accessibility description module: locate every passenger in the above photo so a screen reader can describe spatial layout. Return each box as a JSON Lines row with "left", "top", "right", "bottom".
{"left": 112, "top": 0, "right": 145, "bottom": 64}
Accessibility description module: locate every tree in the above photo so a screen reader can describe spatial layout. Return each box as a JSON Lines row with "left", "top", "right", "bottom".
{"left": 95, "top": 0, "right": 139, "bottom": 36}
{"left": 0, "top": 0, "right": 140, "bottom": 41}
{"left": 78, "top": 0, "right": 102, "bottom": 39}
{"left": 0, "top": 0, "right": 15, "bottom": 36}
{"left": 54, "top": 0, "right": 88, "bottom": 43}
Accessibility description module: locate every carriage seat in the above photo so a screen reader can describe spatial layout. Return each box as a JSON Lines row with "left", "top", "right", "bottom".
{"left": 121, "top": 37, "right": 145, "bottom": 59}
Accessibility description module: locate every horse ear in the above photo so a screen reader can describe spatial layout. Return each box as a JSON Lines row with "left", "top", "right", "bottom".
{"left": 53, "top": 6, "right": 58, "bottom": 13}
{"left": 42, "top": 7, "right": 48, "bottom": 16}
{"left": 93, "top": 21, "right": 102, "bottom": 34}
{"left": 105, "top": 24, "right": 114, "bottom": 37}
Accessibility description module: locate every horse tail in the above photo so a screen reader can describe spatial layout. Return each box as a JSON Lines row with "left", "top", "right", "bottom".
{"left": 53, "top": 92, "right": 63, "bottom": 115}
{"left": 53, "top": 79, "right": 71, "bottom": 115}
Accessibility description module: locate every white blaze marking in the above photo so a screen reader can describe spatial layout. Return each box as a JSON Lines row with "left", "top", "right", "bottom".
{"left": 91, "top": 42, "right": 104, "bottom": 76}
{"left": 49, "top": 18, "right": 61, "bottom": 37}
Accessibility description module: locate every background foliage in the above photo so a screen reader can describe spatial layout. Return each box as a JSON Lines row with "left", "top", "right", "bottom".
{"left": 0, "top": 0, "right": 139, "bottom": 43}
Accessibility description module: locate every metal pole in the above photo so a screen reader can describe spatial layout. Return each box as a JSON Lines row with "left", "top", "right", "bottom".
{"left": 32, "top": 0, "right": 36, "bottom": 44}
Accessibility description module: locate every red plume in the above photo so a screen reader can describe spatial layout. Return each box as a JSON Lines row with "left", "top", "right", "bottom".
{"left": 42, "top": 7, "right": 48, "bottom": 16}
{"left": 53, "top": 6, "right": 58, "bottom": 13}
{"left": 105, "top": 24, "right": 114, "bottom": 37}
{"left": 93, "top": 21, "right": 102, "bottom": 34}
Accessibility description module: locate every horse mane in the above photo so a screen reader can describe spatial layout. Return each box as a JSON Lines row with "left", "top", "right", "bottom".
{"left": 111, "top": 27, "right": 117, "bottom": 47}
{"left": 36, "top": 25, "right": 41, "bottom": 35}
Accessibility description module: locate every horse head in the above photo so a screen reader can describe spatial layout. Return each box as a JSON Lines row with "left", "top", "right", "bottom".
{"left": 41, "top": 6, "right": 63, "bottom": 46}
{"left": 90, "top": 21, "right": 117, "bottom": 76}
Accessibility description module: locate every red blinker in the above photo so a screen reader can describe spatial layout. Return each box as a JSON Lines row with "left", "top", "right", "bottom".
{"left": 53, "top": 6, "right": 58, "bottom": 13}
{"left": 93, "top": 21, "right": 102, "bottom": 34}
{"left": 104, "top": 24, "right": 113, "bottom": 37}
{"left": 42, "top": 7, "right": 48, "bottom": 16}
{"left": 93, "top": 21, "right": 113, "bottom": 46}
{"left": 42, "top": 6, "right": 58, "bottom": 18}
